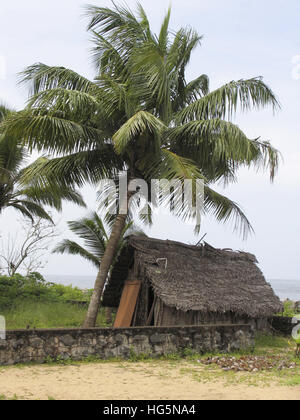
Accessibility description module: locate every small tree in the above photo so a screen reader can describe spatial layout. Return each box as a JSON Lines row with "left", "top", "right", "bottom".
{"left": 53, "top": 212, "right": 145, "bottom": 325}
{"left": 0, "top": 217, "right": 57, "bottom": 276}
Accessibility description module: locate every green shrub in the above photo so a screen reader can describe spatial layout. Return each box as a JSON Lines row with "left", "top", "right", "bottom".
{"left": 282, "top": 301, "right": 296, "bottom": 317}
{"left": 0, "top": 272, "right": 92, "bottom": 310}
{"left": 0, "top": 273, "right": 114, "bottom": 330}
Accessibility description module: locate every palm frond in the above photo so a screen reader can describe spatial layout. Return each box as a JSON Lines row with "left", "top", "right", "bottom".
{"left": 94, "top": 74, "right": 130, "bottom": 119}
{"left": 158, "top": 6, "right": 171, "bottom": 53}
{"left": 113, "top": 110, "right": 165, "bottom": 154}
{"left": 136, "top": 3, "right": 151, "bottom": 38}
{"left": 9, "top": 203, "right": 36, "bottom": 222}
{"left": 85, "top": 2, "right": 150, "bottom": 67}
{"left": 18, "top": 185, "right": 86, "bottom": 211}
{"left": 0, "top": 104, "right": 14, "bottom": 123}
{"left": 204, "top": 186, "right": 253, "bottom": 239}
{"left": 26, "top": 88, "right": 100, "bottom": 118}
{"left": 52, "top": 210, "right": 145, "bottom": 269}
{"left": 152, "top": 148, "right": 205, "bottom": 181}
{"left": 67, "top": 213, "right": 108, "bottom": 258}
{"left": 91, "top": 31, "right": 126, "bottom": 76}
{"left": 19, "top": 63, "right": 96, "bottom": 95}
{"left": 178, "top": 77, "right": 280, "bottom": 122}
{"left": 184, "top": 74, "right": 210, "bottom": 101}
{"left": 53, "top": 240, "right": 100, "bottom": 268}
{"left": 2, "top": 110, "right": 104, "bottom": 154}
{"left": 21, "top": 147, "right": 122, "bottom": 189}
{"left": 0, "top": 133, "right": 28, "bottom": 173}
{"left": 167, "top": 119, "right": 280, "bottom": 181}
{"left": 10, "top": 200, "right": 53, "bottom": 222}
{"left": 130, "top": 41, "right": 172, "bottom": 122}
{"left": 86, "top": 2, "right": 147, "bottom": 40}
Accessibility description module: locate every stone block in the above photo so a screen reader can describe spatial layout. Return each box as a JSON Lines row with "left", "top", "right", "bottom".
{"left": 59, "top": 334, "right": 76, "bottom": 346}
{"left": 150, "top": 334, "right": 167, "bottom": 344}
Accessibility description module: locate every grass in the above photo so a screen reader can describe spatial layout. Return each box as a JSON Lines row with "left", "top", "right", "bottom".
{"left": 175, "top": 334, "right": 300, "bottom": 387}
{"left": 2, "top": 299, "right": 109, "bottom": 329}
{"left": 0, "top": 394, "right": 19, "bottom": 400}
{"left": 254, "top": 333, "right": 295, "bottom": 353}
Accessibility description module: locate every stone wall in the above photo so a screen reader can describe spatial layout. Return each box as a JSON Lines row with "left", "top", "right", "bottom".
{"left": 0, "top": 324, "right": 254, "bottom": 366}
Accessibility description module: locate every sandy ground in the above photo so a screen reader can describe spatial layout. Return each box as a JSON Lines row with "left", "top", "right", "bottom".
{"left": 0, "top": 361, "right": 299, "bottom": 400}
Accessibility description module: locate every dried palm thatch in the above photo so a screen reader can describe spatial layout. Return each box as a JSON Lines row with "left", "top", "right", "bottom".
{"left": 102, "top": 236, "right": 282, "bottom": 318}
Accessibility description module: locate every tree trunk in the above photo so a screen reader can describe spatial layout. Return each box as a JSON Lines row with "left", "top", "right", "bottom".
{"left": 105, "top": 307, "right": 113, "bottom": 325}
{"left": 83, "top": 193, "right": 130, "bottom": 328}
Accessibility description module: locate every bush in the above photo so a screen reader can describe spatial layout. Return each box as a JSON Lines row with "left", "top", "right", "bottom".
{"left": 282, "top": 301, "right": 297, "bottom": 317}
{"left": 0, "top": 272, "right": 91, "bottom": 310}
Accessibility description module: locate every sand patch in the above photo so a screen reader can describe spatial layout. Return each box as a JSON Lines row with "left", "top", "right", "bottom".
{"left": 0, "top": 361, "right": 299, "bottom": 400}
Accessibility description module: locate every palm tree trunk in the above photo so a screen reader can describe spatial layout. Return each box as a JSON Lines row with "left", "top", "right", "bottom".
{"left": 105, "top": 307, "right": 113, "bottom": 325}
{"left": 83, "top": 193, "right": 130, "bottom": 328}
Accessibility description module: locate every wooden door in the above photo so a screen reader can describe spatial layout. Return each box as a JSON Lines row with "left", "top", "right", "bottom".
{"left": 114, "top": 280, "right": 141, "bottom": 327}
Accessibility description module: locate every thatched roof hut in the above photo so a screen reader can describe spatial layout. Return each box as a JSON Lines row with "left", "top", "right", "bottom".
{"left": 103, "top": 236, "right": 282, "bottom": 328}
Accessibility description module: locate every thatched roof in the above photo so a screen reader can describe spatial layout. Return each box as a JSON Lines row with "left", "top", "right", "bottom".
{"left": 103, "top": 236, "right": 282, "bottom": 318}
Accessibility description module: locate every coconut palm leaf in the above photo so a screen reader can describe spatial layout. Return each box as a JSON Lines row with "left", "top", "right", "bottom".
{"left": 53, "top": 212, "right": 145, "bottom": 268}
{"left": 21, "top": 147, "right": 123, "bottom": 189}
{"left": 54, "top": 240, "right": 100, "bottom": 268}
{"left": 67, "top": 213, "right": 108, "bottom": 257}
{"left": 26, "top": 88, "right": 101, "bottom": 118}
{"left": 112, "top": 110, "right": 165, "bottom": 153}
{"left": 9, "top": 200, "right": 53, "bottom": 222}
{"left": 18, "top": 185, "right": 86, "bottom": 210}
{"left": 203, "top": 186, "right": 253, "bottom": 239}
{"left": 20, "top": 63, "right": 97, "bottom": 95}
{"left": 185, "top": 75, "right": 210, "bottom": 99}
{"left": 167, "top": 119, "right": 279, "bottom": 181}
{"left": 2, "top": 110, "right": 104, "bottom": 154}
{"left": 178, "top": 77, "right": 280, "bottom": 122}
{"left": 0, "top": 105, "right": 86, "bottom": 221}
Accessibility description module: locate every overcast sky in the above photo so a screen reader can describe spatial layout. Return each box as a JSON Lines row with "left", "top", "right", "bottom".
{"left": 0, "top": 0, "right": 299, "bottom": 281}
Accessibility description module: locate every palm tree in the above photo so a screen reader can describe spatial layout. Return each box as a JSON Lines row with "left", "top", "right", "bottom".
{"left": 53, "top": 212, "right": 145, "bottom": 325}
{"left": 53, "top": 211, "right": 145, "bottom": 269}
{"left": 2, "top": 4, "right": 280, "bottom": 326}
{"left": 0, "top": 104, "right": 85, "bottom": 222}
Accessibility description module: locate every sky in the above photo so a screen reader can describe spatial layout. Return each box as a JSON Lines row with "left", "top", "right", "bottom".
{"left": 0, "top": 0, "right": 299, "bottom": 281}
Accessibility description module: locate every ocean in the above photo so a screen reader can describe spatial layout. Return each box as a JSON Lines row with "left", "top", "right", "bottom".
{"left": 45, "top": 275, "right": 300, "bottom": 302}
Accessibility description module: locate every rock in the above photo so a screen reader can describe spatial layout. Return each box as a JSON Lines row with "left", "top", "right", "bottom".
{"left": 150, "top": 334, "right": 166, "bottom": 344}
{"left": 115, "top": 334, "right": 127, "bottom": 345}
{"left": 29, "top": 337, "right": 44, "bottom": 348}
{"left": 59, "top": 334, "right": 76, "bottom": 347}
{"left": 0, "top": 339, "right": 8, "bottom": 349}
{"left": 12, "top": 339, "right": 25, "bottom": 350}
{"left": 132, "top": 335, "right": 149, "bottom": 344}
{"left": 97, "top": 338, "right": 107, "bottom": 347}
